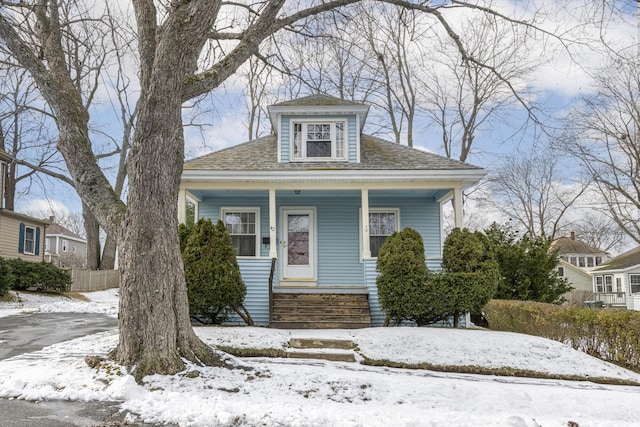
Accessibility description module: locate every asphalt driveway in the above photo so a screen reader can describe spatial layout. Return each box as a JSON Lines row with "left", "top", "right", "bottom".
{"left": 0, "top": 312, "right": 118, "bottom": 360}
{"left": 0, "top": 312, "right": 144, "bottom": 426}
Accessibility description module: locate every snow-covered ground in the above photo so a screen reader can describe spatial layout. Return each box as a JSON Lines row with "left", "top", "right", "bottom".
{"left": 1, "top": 290, "right": 640, "bottom": 426}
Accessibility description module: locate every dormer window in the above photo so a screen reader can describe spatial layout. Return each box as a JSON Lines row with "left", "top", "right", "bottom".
{"left": 292, "top": 120, "right": 346, "bottom": 161}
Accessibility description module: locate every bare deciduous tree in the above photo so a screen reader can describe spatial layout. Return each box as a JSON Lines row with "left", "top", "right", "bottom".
{"left": 570, "top": 212, "right": 630, "bottom": 254}
{"left": 563, "top": 51, "right": 640, "bottom": 244}
{"left": 488, "top": 148, "right": 587, "bottom": 239}
{"left": 421, "top": 13, "right": 537, "bottom": 162}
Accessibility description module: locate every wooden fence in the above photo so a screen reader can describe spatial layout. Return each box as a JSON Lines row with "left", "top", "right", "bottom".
{"left": 69, "top": 269, "right": 119, "bottom": 292}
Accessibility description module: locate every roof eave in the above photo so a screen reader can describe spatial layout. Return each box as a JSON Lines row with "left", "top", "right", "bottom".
{"left": 181, "top": 168, "right": 486, "bottom": 189}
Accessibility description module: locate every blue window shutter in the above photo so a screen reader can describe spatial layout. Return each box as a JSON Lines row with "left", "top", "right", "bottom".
{"left": 18, "top": 223, "right": 25, "bottom": 253}
{"left": 35, "top": 227, "right": 41, "bottom": 256}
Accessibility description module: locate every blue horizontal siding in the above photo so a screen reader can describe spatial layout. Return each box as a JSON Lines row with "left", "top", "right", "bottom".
{"left": 225, "top": 258, "right": 273, "bottom": 326}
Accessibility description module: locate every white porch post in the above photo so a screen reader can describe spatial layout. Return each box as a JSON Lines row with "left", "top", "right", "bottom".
{"left": 361, "top": 189, "right": 371, "bottom": 259}
{"left": 177, "top": 189, "right": 187, "bottom": 225}
{"left": 453, "top": 187, "right": 464, "bottom": 229}
{"left": 269, "top": 189, "right": 278, "bottom": 258}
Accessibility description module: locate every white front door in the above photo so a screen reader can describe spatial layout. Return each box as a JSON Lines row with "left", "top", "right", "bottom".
{"left": 281, "top": 208, "right": 316, "bottom": 281}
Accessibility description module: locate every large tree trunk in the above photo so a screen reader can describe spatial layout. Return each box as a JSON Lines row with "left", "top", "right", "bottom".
{"left": 83, "top": 202, "right": 101, "bottom": 270}
{"left": 99, "top": 235, "right": 117, "bottom": 270}
{"left": 112, "top": 1, "right": 222, "bottom": 379}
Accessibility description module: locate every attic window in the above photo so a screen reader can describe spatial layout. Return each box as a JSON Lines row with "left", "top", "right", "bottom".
{"left": 292, "top": 121, "right": 346, "bottom": 161}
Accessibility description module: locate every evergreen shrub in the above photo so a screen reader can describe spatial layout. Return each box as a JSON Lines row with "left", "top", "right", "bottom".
{"left": 376, "top": 227, "right": 498, "bottom": 327}
{"left": 180, "top": 219, "right": 247, "bottom": 324}
{"left": 0, "top": 257, "right": 15, "bottom": 295}
{"left": 5, "top": 258, "right": 70, "bottom": 293}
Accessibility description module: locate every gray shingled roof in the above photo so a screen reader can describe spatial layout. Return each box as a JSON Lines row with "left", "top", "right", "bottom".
{"left": 593, "top": 246, "right": 640, "bottom": 271}
{"left": 550, "top": 237, "right": 606, "bottom": 255}
{"left": 271, "top": 94, "right": 367, "bottom": 108}
{"left": 184, "top": 134, "right": 480, "bottom": 172}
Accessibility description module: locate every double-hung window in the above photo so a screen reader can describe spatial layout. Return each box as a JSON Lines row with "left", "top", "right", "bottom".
{"left": 605, "top": 275, "right": 613, "bottom": 292}
{"left": 630, "top": 274, "right": 640, "bottom": 294}
{"left": 222, "top": 208, "right": 259, "bottom": 257}
{"left": 24, "top": 226, "right": 36, "bottom": 255}
{"left": 368, "top": 209, "right": 399, "bottom": 258}
{"left": 595, "top": 276, "right": 603, "bottom": 292}
{"left": 292, "top": 121, "right": 346, "bottom": 161}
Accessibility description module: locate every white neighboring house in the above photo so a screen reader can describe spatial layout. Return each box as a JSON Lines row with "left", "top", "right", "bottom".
{"left": 591, "top": 246, "right": 640, "bottom": 310}
{"left": 550, "top": 232, "right": 610, "bottom": 304}
{"left": 44, "top": 221, "right": 87, "bottom": 268}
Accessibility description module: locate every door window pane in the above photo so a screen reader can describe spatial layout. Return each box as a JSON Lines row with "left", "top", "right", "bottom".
{"left": 288, "top": 214, "right": 309, "bottom": 265}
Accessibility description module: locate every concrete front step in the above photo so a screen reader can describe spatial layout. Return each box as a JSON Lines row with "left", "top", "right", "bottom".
{"left": 289, "top": 338, "right": 356, "bottom": 350}
{"left": 285, "top": 338, "right": 357, "bottom": 362}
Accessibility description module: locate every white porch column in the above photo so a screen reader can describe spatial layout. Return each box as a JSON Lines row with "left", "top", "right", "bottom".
{"left": 177, "top": 189, "right": 187, "bottom": 224}
{"left": 361, "top": 189, "right": 371, "bottom": 259}
{"left": 269, "top": 189, "right": 277, "bottom": 258}
{"left": 453, "top": 187, "right": 464, "bottom": 229}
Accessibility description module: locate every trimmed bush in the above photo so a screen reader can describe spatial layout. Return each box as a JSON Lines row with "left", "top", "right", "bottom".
{"left": 181, "top": 219, "right": 248, "bottom": 324}
{"left": 5, "top": 258, "right": 70, "bottom": 293}
{"left": 377, "top": 227, "right": 498, "bottom": 327}
{"left": 484, "top": 299, "right": 640, "bottom": 372}
{"left": 376, "top": 228, "right": 433, "bottom": 325}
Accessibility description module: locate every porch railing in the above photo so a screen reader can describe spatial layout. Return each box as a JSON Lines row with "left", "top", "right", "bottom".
{"left": 591, "top": 292, "right": 627, "bottom": 307}
{"left": 268, "top": 257, "right": 276, "bottom": 325}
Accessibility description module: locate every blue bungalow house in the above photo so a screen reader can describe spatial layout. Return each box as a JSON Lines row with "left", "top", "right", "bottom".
{"left": 179, "top": 94, "right": 486, "bottom": 328}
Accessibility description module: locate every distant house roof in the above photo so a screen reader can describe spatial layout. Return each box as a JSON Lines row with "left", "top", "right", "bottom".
{"left": 593, "top": 246, "right": 640, "bottom": 272}
{"left": 184, "top": 134, "right": 480, "bottom": 173}
{"left": 46, "top": 223, "right": 85, "bottom": 241}
{"left": 550, "top": 236, "right": 606, "bottom": 256}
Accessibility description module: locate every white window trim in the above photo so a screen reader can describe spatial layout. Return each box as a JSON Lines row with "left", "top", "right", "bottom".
{"left": 62, "top": 239, "right": 69, "bottom": 253}
{"left": 221, "top": 207, "right": 261, "bottom": 258}
{"left": 630, "top": 274, "right": 640, "bottom": 294}
{"left": 359, "top": 208, "right": 400, "bottom": 260}
{"left": 24, "top": 225, "right": 36, "bottom": 255}
{"left": 290, "top": 119, "right": 348, "bottom": 162}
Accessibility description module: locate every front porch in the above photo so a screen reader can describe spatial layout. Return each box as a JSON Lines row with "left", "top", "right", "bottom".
{"left": 590, "top": 292, "right": 640, "bottom": 311}
{"left": 179, "top": 183, "right": 462, "bottom": 328}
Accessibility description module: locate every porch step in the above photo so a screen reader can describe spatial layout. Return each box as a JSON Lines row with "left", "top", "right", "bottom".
{"left": 286, "top": 338, "right": 357, "bottom": 362}
{"left": 289, "top": 338, "right": 356, "bottom": 350}
{"left": 271, "top": 293, "right": 371, "bottom": 329}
